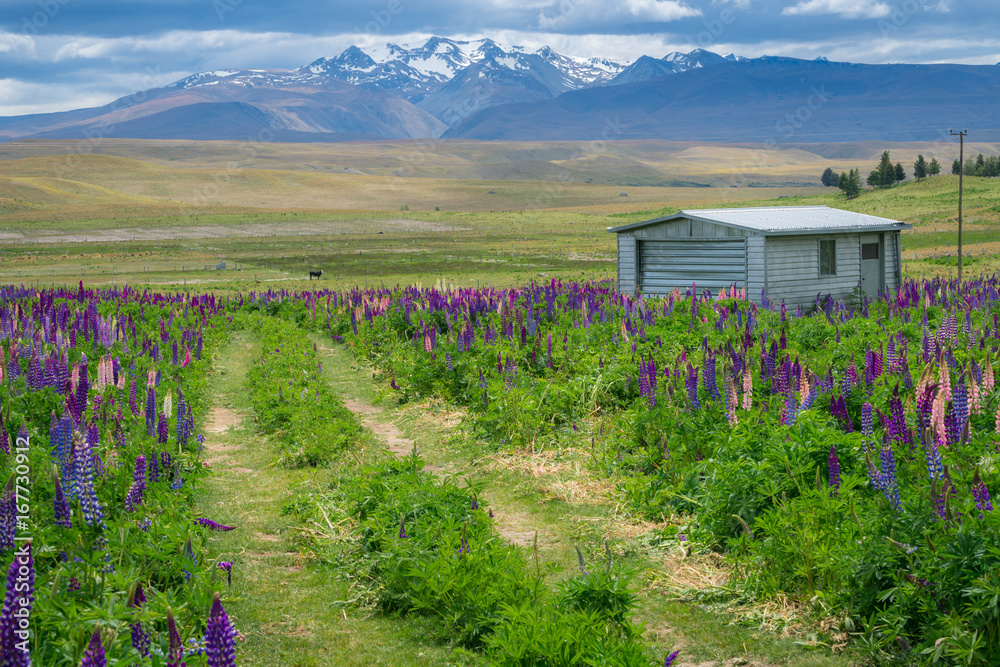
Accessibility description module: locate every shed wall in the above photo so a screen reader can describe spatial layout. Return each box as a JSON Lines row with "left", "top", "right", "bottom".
{"left": 617, "top": 234, "right": 637, "bottom": 293}
{"left": 746, "top": 235, "right": 766, "bottom": 300}
{"left": 765, "top": 234, "right": 861, "bottom": 305}
{"left": 885, "top": 232, "right": 900, "bottom": 290}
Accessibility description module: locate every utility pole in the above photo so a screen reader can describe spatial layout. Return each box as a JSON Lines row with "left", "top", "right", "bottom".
{"left": 950, "top": 129, "right": 967, "bottom": 282}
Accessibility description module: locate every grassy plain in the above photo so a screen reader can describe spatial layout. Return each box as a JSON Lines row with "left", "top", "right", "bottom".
{"left": 0, "top": 138, "right": 999, "bottom": 290}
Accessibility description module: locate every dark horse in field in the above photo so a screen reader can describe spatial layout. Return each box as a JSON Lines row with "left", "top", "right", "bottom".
{"left": 309, "top": 270, "right": 323, "bottom": 280}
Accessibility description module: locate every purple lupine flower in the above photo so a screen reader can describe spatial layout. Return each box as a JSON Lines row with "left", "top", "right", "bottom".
{"left": 861, "top": 402, "right": 874, "bottom": 451}
{"left": 196, "top": 518, "right": 236, "bottom": 532}
{"left": 80, "top": 626, "right": 106, "bottom": 667}
{"left": 932, "top": 477, "right": 950, "bottom": 521}
{"left": 124, "top": 455, "right": 147, "bottom": 512}
{"left": 205, "top": 593, "right": 237, "bottom": 667}
{"left": 218, "top": 561, "right": 233, "bottom": 587}
{"left": 952, "top": 374, "right": 969, "bottom": 442}
{"left": 145, "top": 386, "right": 156, "bottom": 436}
{"left": 157, "top": 412, "right": 169, "bottom": 444}
{"left": 664, "top": 651, "right": 680, "bottom": 667}
{"left": 148, "top": 448, "right": 160, "bottom": 482}
{"left": 176, "top": 389, "right": 189, "bottom": 447}
{"left": 972, "top": 469, "right": 993, "bottom": 516}
{"left": 73, "top": 430, "right": 104, "bottom": 528}
{"left": 888, "top": 390, "right": 911, "bottom": 449}
{"left": 782, "top": 390, "right": 799, "bottom": 425}
{"left": 398, "top": 518, "right": 408, "bottom": 539}
{"left": 504, "top": 359, "right": 517, "bottom": 390}
{"left": 171, "top": 461, "right": 184, "bottom": 491}
{"left": 685, "top": 363, "right": 700, "bottom": 410}
{"left": 53, "top": 471, "right": 72, "bottom": 528}
{"left": 128, "top": 583, "right": 152, "bottom": 657}
{"left": 828, "top": 445, "right": 841, "bottom": 495}
{"left": 129, "top": 376, "right": 138, "bottom": 417}
{"left": 167, "top": 608, "right": 187, "bottom": 667}
{"left": 879, "top": 444, "right": 902, "bottom": 512}
{"left": 924, "top": 433, "right": 944, "bottom": 482}
{"left": 703, "top": 350, "right": 719, "bottom": 400}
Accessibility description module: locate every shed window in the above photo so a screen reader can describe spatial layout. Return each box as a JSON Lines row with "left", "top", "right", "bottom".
{"left": 861, "top": 243, "right": 879, "bottom": 260}
{"left": 819, "top": 240, "right": 836, "bottom": 276}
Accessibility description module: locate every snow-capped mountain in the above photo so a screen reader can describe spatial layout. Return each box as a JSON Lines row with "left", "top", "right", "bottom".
{"left": 156, "top": 38, "right": 740, "bottom": 125}
{"left": 299, "top": 36, "right": 629, "bottom": 108}
{"left": 0, "top": 38, "right": 773, "bottom": 142}
{"left": 609, "top": 48, "right": 730, "bottom": 85}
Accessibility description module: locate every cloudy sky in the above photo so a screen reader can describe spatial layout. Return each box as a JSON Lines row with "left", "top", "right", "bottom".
{"left": 1, "top": 0, "right": 997, "bottom": 116}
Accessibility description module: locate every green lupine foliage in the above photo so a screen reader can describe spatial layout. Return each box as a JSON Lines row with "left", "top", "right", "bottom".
{"left": 281, "top": 278, "right": 1000, "bottom": 664}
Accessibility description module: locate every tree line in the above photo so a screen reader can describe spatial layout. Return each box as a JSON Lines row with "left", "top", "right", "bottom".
{"left": 952, "top": 153, "right": 1000, "bottom": 178}
{"left": 819, "top": 149, "right": 1000, "bottom": 198}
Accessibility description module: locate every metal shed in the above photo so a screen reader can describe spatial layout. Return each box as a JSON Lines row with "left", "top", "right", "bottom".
{"left": 607, "top": 206, "right": 912, "bottom": 305}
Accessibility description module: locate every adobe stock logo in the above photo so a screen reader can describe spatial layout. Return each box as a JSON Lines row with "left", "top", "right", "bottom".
{"left": 20, "top": 0, "right": 70, "bottom": 36}
{"left": 354, "top": 0, "right": 404, "bottom": 43}
{"left": 775, "top": 85, "right": 832, "bottom": 138}
{"left": 693, "top": 8, "right": 736, "bottom": 49}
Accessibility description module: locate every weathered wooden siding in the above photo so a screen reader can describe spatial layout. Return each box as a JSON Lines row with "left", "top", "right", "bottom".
{"left": 766, "top": 234, "right": 861, "bottom": 305}
{"left": 617, "top": 234, "right": 637, "bottom": 293}
{"left": 632, "top": 217, "right": 749, "bottom": 239}
{"left": 745, "top": 235, "right": 766, "bottom": 300}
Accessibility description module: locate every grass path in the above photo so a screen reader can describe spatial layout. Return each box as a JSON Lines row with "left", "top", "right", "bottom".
{"left": 195, "top": 333, "right": 474, "bottom": 666}
{"left": 312, "top": 338, "right": 854, "bottom": 667}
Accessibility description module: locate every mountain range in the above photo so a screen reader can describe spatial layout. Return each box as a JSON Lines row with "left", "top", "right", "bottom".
{"left": 1, "top": 36, "right": 998, "bottom": 144}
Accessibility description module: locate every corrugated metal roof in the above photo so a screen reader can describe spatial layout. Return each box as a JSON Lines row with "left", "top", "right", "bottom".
{"left": 607, "top": 205, "right": 912, "bottom": 235}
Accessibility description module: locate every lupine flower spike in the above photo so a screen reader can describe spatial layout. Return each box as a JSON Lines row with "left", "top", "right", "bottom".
{"left": 128, "top": 583, "right": 151, "bottom": 657}
{"left": 196, "top": 518, "right": 236, "bottom": 532}
{"left": 664, "top": 650, "right": 680, "bottom": 667}
{"left": 205, "top": 592, "right": 237, "bottom": 667}
{"left": 218, "top": 561, "right": 234, "bottom": 587}
{"left": 828, "top": 445, "right": 841, "bottom": 496}
{"left": 166, "top": 608, "right": 186, "bottom": 667}
{"left": 80, "top": 626, "right": 107, "bottom": 667}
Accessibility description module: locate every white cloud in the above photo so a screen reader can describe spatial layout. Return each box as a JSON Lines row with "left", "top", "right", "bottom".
{"left": 0, "top": 78, "right": 119, "bottom": 116}
{"left": 0, "top": 31, "right": 36, "bottom": 58}
{"left": 538, "top": 0, "right": 701, "bottom": 30}
{"left": 782, "top": 0, "right": 892, "bottom": 19}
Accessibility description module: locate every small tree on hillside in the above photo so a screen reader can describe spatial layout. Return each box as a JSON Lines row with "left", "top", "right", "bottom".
{"left": 821, "top": 167, "right": 838, "bottom": 187}
{"left": 928, "top": 157, "right": 941, "bottom": 176}
{"left": 867, "top": 170, "right": 881, "bottom": 188}
{"left": 840, "top": 168, "right": 862, "bottom": 198}
{"left": 895, "top": 162, "right": 906, "bottom": 183}
{"left": 876, "top": 150, "right": 895, "bottom": 188}
{"left": 953, "top": 159, "right": 962, "bottom": 175}
{"left": 913, "top": 155, "right": 927, "bottom": 180}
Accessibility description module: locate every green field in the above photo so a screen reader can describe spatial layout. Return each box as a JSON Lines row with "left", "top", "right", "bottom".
{"left": 1, "top": 138, "right": 999, "bottom": 289}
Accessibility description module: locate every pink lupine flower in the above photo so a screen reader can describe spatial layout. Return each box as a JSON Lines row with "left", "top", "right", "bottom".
{"left": 741, "top": 371, "right": 752, "bottom": 411}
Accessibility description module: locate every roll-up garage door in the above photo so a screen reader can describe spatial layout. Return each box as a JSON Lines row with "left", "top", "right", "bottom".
{"left": 639, "top": 239, "right": 746, "bottom": 294}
